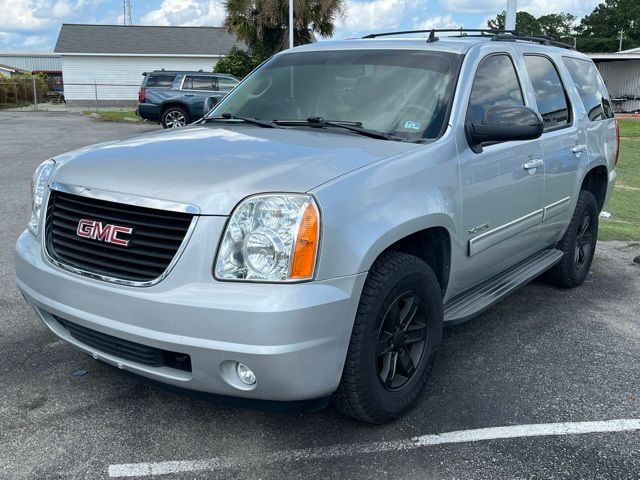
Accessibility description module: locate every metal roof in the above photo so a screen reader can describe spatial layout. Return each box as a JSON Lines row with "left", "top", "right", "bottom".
{"left": 589, "top": 52, "right": 640, "bottom": 60}
{"left": 0, "top": 52, "right": 61, "bottom": 72}
{"left": 54, "top": 24, "right": 244, "bottom": 56}
{"left": 0, "top": 63, "right": 28, "bottom": 73}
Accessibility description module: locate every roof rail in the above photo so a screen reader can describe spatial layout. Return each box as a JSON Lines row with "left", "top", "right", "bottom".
{"left": 361, "top": 28, "right": 575, "bottom": 50}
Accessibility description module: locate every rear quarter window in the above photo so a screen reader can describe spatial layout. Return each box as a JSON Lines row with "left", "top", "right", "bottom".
{"left": 524, "top": 55, "right": 571, "bottom": 131}
{"left": 562, "top": 57, "right": 613, "bottom": 121}
{"left": 145, "top": 74, "right": 177, "bottom": 88}
{"left": 218, "top": 77, "right": 239, "bottom": 92}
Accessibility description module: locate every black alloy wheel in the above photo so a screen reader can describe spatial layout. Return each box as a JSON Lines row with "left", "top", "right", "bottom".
{"left": 376, "top": 293, "right": 428, "bottom": 391}
{"left": 574, "top": 212, "right": 595, "bottom": 270}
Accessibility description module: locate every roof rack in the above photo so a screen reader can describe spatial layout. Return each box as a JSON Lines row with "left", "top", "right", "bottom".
{"left": 361, "top": 28, "right": 575, "bottom": 50}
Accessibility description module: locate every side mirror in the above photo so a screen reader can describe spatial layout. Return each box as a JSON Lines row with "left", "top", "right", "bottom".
{"left": 465, "top": 105, "right": 543, "bottom": 153}
{"left": 203, "top": 96, "right": 218, "bottom": 116}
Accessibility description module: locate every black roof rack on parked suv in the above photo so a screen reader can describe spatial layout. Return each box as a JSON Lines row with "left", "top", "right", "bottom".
{"left": 362, "top": 28, "right": 575, "bottom": 50}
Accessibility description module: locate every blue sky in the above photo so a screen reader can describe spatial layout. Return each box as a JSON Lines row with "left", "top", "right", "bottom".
{"left": 1, "top": 0, "right": 603, "bottom": 52}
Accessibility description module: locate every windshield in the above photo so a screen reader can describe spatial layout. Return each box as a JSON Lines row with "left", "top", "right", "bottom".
{"left": 208, "top": 49, "right": 461, "bottom": 141}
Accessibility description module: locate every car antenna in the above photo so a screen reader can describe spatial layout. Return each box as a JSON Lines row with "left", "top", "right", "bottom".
{"left": 427, "top": 29, "right": 438, "bottom": 43}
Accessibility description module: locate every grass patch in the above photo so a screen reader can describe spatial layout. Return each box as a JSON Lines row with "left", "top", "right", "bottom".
{"left": 599, "top": 136, "right": 640, "bottom": 241}
{"left": 84, "top": 110, "right": 140, "bottom": 122}
{"left": 617, "top": 118, "right": 640, "bottom": 138}
{"left": 0, "top": 101, "right": 31, "bottom": 109}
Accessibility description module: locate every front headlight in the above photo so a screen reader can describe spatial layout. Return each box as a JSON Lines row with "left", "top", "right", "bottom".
{"left": 28, "top": 159, "right": 56, "bottom": 237}
{"left": 215, "top": 194, "right": 320, "bottom": 282}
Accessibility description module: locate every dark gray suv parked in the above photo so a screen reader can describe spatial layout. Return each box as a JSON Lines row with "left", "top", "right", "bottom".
{"left": 137, "top": 70, "right": 239, "bottom": 128}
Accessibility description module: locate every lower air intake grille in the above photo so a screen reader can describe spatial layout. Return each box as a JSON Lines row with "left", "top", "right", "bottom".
{"left": 54, "top": 316, "right": 192, "bottom": 372}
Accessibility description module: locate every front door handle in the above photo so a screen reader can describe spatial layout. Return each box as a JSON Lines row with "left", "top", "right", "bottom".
{"left": 523, "top": 158, "right": 544, "bottom": 174}
{"left": 572, "top": 144, "right": 587, "bottom": 154}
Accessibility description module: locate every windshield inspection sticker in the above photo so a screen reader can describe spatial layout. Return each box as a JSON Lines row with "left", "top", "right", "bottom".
{"left": 403, "top": 120, "right": 421, "bottom": 130}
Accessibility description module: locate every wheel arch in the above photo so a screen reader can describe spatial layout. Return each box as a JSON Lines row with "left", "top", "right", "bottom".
{"left": 160, "top": 101, "right": 191, "bottom": 121}
{"left": 358, "top": 215, "right": 454, "bottom": 296}
{"left": 580, "top": 163, "right": 608, "bottom": 212}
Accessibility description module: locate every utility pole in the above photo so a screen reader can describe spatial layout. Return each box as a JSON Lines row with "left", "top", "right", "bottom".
{"left": 619, "top": 29, "right": 624, "bottom": 51}
{"left": 123, "top": 0, "right": 133, "bottom": 26}
{"left": 505, "top": 0, "right": 517, "bottom": 31}
{"left": 289, "top": 0, "right": 294, "bottom": 49}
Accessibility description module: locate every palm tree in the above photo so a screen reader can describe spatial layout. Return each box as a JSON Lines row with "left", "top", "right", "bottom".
{"left": 224, "top": 0, "right": 344, "bottom": 56}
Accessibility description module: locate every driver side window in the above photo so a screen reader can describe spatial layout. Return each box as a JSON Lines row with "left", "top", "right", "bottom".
{"left": 467, "top": 54, "right": 524, "bottom": 124}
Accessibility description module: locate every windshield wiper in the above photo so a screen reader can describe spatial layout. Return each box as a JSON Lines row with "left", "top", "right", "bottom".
{"left": 274, "top": 117, "right": 401, "bottom": 141}
{"left": 203, "top": 112, "right": 278, "bottom": 128}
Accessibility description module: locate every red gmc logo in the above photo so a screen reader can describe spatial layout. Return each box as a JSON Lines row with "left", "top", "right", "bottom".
{"left": 76, "top": 219, "right": 133, "bottom": 246}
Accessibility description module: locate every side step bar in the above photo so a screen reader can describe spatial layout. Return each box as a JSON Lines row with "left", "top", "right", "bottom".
{"left": 443, "top": 248, "right": 564, "bottom": 325}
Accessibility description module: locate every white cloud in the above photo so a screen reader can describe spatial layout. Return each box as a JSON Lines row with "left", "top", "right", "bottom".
{"left": 142, "top": 0, "right": 226, "bottom": 27}
{"left": 414, "top": 14, "right": 461, "bottom": 30}
{"left": 20, "top": 34, "right": 51, "bottom": 48}
{"left": 440, "top": 0, "right": 600, "bottom": 17}
{"left": 0, "top": 0, "right": 93, "bottom": 32}
{"left": 0, "top": 0, "right": 52, "bottom": 32}
{"left": 334, "top": 0, "right": 419, "bottom": 37}
{"left": 52, "top": 0, "right": 74, "bottom": 17}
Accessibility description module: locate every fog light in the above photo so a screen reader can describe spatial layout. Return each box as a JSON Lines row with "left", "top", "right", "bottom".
{"left": 236, "top": 362, "right": 256, "bottom": 385}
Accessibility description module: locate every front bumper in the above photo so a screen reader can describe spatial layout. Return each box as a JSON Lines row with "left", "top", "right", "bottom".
{"left": 15, "top": 222, "right": 365, "bottom": 401}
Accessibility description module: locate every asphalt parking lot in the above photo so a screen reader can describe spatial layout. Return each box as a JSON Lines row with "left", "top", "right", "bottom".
{"left": 1, "top": 111, "right": 639, "bottom": 480}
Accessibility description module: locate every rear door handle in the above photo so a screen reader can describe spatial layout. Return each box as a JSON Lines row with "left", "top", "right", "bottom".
{"left": 572, "top": 144, "right": 587, "bottom": 154}
{"left": 523, "top": 158, "right": 544, "bottom": 173}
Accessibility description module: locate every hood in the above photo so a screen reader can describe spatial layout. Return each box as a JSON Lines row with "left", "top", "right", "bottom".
{"left": 52, "top": 124, "right": 419, "bottom": 214}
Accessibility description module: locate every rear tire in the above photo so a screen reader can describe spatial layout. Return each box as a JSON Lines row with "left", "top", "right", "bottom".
{"left": 161, "top": 106, "right": 189, "bottom": 129}
{"left": 545, "top": 190, "right": 599, "bottom": 288}
{"left": 333, "top": 252, "right": 443, "bottom": 424}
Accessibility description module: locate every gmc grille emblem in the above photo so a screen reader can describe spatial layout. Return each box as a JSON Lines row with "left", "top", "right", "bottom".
{"left": 76, "top": 219, "right": 133, "bottom": 246}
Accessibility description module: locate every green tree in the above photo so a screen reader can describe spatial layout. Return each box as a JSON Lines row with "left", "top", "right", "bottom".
{"left": 487, "top": 10, "right": 543, "bottom": 36}
{"left": 580, "top": 0, "right": 640, "bottom": 41}
{"left": 214, "top": 46, "right": 260, "bottom": 78}
{"left": 538, "top": 13, "right": 576, "bottom": 38}
{"left": 224, "top": 0, "right": 344, "bottom": 56}
{"left": 487, "top": 11, "right": 576, "bottom": 39}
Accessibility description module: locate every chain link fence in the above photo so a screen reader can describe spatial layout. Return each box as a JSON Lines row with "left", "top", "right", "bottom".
{"left": 0, "top": 77, "right": 139, "bottom": 112}
{"left": 0, "top": 76, "right": 50, "bottom": 110}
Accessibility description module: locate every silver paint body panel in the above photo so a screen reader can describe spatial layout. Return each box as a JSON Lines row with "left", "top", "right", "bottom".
{"left": 15, "top": 37, "right": 617, "bottom": 401}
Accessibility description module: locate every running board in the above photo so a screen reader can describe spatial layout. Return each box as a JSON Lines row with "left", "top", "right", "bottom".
{"left": 443, "top": 248, "right": 564, "bottom": 325}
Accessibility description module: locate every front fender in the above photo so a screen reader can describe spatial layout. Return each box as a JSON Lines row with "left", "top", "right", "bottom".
{"left": 311, "top": 133, "right": 461, "bottom": 280}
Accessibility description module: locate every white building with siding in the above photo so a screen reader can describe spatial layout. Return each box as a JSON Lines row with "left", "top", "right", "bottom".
{"left": 589, "top": 48, "right": 640, "bottom": 113}
{"left": 54, "top": 24, "right": 243, "bottom": 106}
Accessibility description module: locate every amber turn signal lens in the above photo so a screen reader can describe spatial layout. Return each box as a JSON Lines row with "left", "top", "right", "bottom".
{"left": 290, "top": 202, "right": 319, "bottom": 279}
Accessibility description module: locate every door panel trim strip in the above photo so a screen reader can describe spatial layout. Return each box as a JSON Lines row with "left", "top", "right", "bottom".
{"left": 469, "top": 209, "right": 543, "bottom": 257}
{"left": 543, "top": 196, "right": 571, "bottom": 221}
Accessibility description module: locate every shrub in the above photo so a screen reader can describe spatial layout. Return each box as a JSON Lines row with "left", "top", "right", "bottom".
{"left": 214, "top": 47, "right": 263, "bottom": 79}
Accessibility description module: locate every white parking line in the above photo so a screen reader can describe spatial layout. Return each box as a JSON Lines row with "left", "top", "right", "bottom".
{"left": 108, "top": 418, "right": 640, "bottom": 478}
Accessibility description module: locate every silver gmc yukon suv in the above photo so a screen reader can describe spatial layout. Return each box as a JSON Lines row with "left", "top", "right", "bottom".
{"left": 15, "top": 30, "right": 619, "bottom": 423}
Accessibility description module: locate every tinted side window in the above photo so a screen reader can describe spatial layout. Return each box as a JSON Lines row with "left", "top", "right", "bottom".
{"left": 184, "top": 76, "right": 216, "bottom": 91}
{"left": 145, "top": 74, "right": 176, "bottom": 88}
{"left": 563, "top": 57, "right": 613, "bottom": 121}
{"left": 467, "top": 54, "right": 524, "bottom": 124}
{"left": 524, "top": 55, "right": 571, "bottom": 131}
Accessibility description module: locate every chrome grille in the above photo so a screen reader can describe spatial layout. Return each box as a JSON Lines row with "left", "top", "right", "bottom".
{"left": 44, "top": 190, "right": 194, "bottom": 283}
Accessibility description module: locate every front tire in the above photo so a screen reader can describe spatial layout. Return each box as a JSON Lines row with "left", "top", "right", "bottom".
{"left": 333, "top": 252, "right": 443, "bottom": 424}
{"left": 161, "top": 107, "right": 189, "bottom": 129}
{"left": 545, "top": 190, "right": 599, "bottom": 288}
